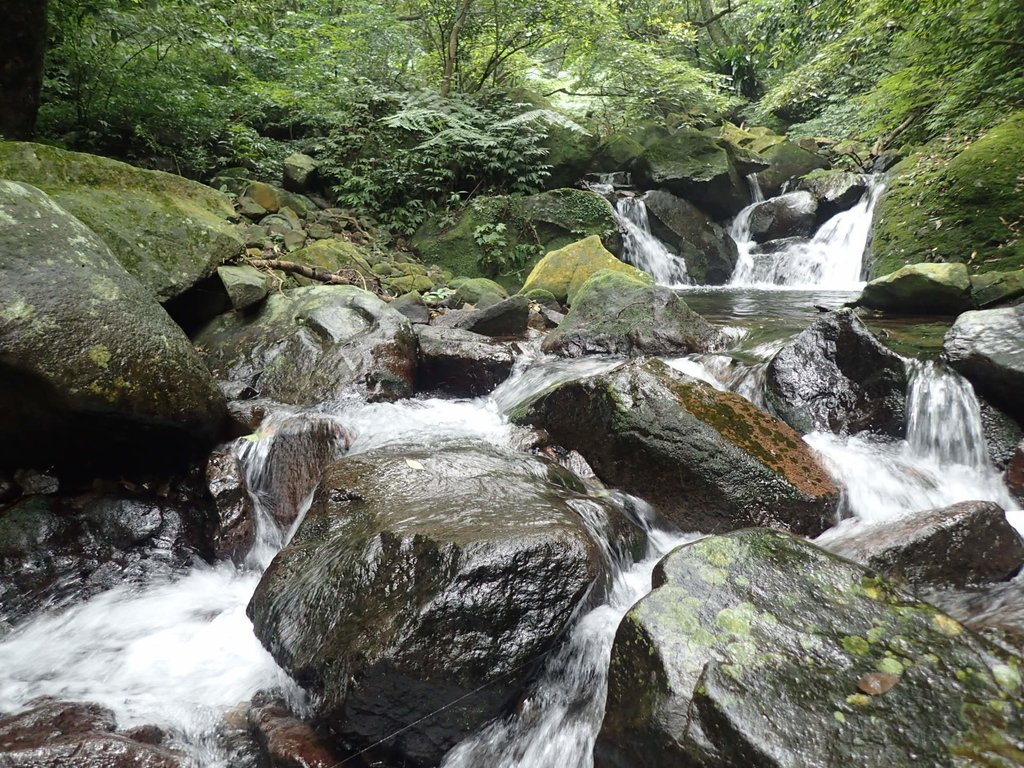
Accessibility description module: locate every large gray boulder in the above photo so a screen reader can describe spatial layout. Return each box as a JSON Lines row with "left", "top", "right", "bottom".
{"left": 0, "top": 181, "right": 228, "bottom": 471}
{"left": 642, "top": 190, "right": 739, "bottom": 285}
{"left": 249, "top": 444, "right": 629, "bottom": 767}
{"left": 943, "top": 305, "right": 1024, "bottom": 421}
{"left": 796, "top": 171, "right": 870, "bottom": 224}
{"left": 747, "top": 191, "right": 819, "bottom": 243}
{"left": 415, "top": 326, "right": 516, "bottom": 397}
{"left": 519, "top": 359, "right": 840, "bottom": 535}
{"left": 765, "top": 309, "right": 909, "bottom": 436}
{"left": 858, "top": 263, "right": 973, "bottom": 315}
{"left": 597, "top": 529, "right": 1024, "bottom": 768}
{"left": 196, "top": 285, "right": 417, "bottom": 404}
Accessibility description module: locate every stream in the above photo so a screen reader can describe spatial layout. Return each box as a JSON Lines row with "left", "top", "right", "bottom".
{"left": 0, "top": 177, "right": 1020, "bottom": 766}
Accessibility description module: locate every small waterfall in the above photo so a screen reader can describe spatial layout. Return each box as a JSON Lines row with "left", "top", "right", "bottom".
{"left": 730, "top": 177, "right": 883, "bottom": 289}
{"left": 615, "top": 196, "right": 691, "bottom": 287}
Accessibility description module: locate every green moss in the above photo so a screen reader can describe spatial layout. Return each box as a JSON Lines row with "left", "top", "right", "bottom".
{"left": 291, "top": 239, "right": 374, "bottom": 274}
{"left": 521, "top": 236, "right": 648, "bottom": 304}
{"left": 842, "top": 635, "right": 871, "bottom": 655}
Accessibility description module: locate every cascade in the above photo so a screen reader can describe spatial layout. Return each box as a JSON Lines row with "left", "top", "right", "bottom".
{"left": 615, "top": 196, "right": 691, "bottom": 287}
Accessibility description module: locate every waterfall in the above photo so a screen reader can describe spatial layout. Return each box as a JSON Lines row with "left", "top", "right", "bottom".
{"left": 615, "top": 196, "right": 691, "bottom": 287}
{"left": 730, "top": 177, "right": 883, "bottom": 289}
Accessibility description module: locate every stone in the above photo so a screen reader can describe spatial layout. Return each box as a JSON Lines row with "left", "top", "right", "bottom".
{"left": 597, "top": 529, "right": 1024, "bottom": 768}
{"left": 520, "top": 236, "right": 649, "bottom": 305}
{"left": 642, "top": 190, "right": 739, "bottom": 285}
{"left": 747, "top": 191, "right": 819, "bottom": 243}
{"left": 282, "top": 153, "right": 318, "bottom": 193}
{"left": 391, "top": 292, "right": 431, "bottom": 324}
{"left": 288, "top": 239, "right": 374, "bottom": 277}
{"left": 217, "top": 265, "right": 270, "bottom": 311}
{"left": 437, "top": 295, "right": 530, "bottom": 338}
{"left": 237, "top": 197, "right": 268, "bottom": 219}
{"left": 519, "top": 359, "right": 840, "bottom": 535}
{"left": 452, "top": 277, "right": 508, "bottom": 308}
{"left": 943, "top": 305, "right": 1024, "bottom": 421}
{"left": 540, "top": 270, "right": 720, "bottom": 358}
{"left": 754, "top": 139, "right": 831, "bottom": 197}
{"left": 206, "top": 447, "right": 255, "bottom": 563}
{"left": 796, "top": 170, "right": 870, "bottom": 224}
{"left": 387, "top": 274, "right": 434, "bottom": 295}
{"left": 416, "top": 326, "right": 516, "bottom": 397}
{"left": 820, "top": 501, "right": 1024, "bottom": 588}
{"left": 245, "top": 182, "right": 285, "bottom": 214}
{"left": 521, "top": 288, "right": 561, "bottom": 312}
{"left": 765, "top": 309, "right": 909, "bottom": 436}
{"left": 247, "top": 693, "right": 338, "bottom": 768}
{"left": 971, "top": 269, "right": 1024, "bottom": 309}
{"left": 858, "top": 262, "right": 973, "bottom": 314}
{"left": 249, "top": 444, "right": 621, "bottom": 766}
{"left": 0, "top": 142, "right": 242, "bottom": 302}
{"left": 1007, "top": 441, "right": 1024, "bottom": 502}
{"left": 283, "top": 230, "right": 307, "bottom": 252}
{"left": 196, "top": 286, "right": 417, "bottom": 404}
{"left": 0, "top": 181, "right": 227, "bottom": 472}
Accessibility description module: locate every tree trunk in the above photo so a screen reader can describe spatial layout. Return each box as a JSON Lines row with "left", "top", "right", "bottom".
{"left": 697, "top": 0, "right": 732, "bottom": 49}
{"left": 0, "top": 0, "right": 49, "bottom": 140}
{"left": 440, "top": 0, "right": 474, "bottom": 98}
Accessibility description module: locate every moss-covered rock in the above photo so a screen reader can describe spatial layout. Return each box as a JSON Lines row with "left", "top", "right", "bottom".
{"left": 796, "top": 169, "right": 870, "bottom": 224}
{"left": 216, "top": 265, "right": 270, "bottom": 311}
{"left": 0, "top": 141, "right": 243, "bottom": 302}
{"left": 520, "top": 359, "right": 840, "bottom": 534}
{"left": 452, "top": 277, "right": 508, "bottom": 308}
{"left": 755, "top": 140, "right": 831, "bottom": 197}
{"left": 520, "top": 236, "right": 649, "bottom": 304}
{"left": 870, "top": 112, "right": 1024, "bottom": 279}
{"left": 971, "top": 269, "right": 1024, "bottom": 308}
{"left": 858, "top": 262, "right": 973, "bottom": 314}
{"left": 412, "top": 190, "right": 621, "bottom": 292}
{"left": 541, "top": 269, "right": 719, "bottom": 357}
{"left": 0, "top": 181, "right": 227, "bottom": 471}
{"left": 597, "top": 529, "right": 1024, "bottom": 768}
{"left": 195, "top": 285, "right": 416, "bottom": 404}
{"left": 287, "top": 239, "right": 374, "bottom": 276}
{"left": 545, "top": 124, "right": 601, "bottom": 188}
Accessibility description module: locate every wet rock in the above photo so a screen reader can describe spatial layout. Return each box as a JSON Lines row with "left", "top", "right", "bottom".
{"left": 971, "top": 269, "right": 1024, "bottom": 309}
{"left": 392, "top": 291, "right": 431, "bottom": 324}
{"left": 943, "top": 305, "right": 1024, "bottom": 421}
{"left": 979, "top": 399, "right": 1024, "bottom": 470}
{"left": 820, "top": 501, "right": 1024, "bottom": 588}
{"left": 858, "top": 262, "right": 974, "bottom": 314}
{"left": 196, "top": 285, "right": 417, "bottom": 404}
{"left": 597, "top": 529, "right": 1024, "bottom": 768}
{"left": 765, "top": 309, "right": 909, "bottom": 436}
{"left": 520, "top": 359, "right": 840, "bottom": 535}
{"left": 248, "top": 693, "right": 338, "bottom": 768}
{"left": 796, "top": 170, "right": 870, "bottom": 224}
{"left": 747, "top": 191, "right": 819, "bottom": 243}
{"left": 435, "top": 295, "right": 530, "bottom": 338}
{"left": 0, "top": 699, "right": 182, "bottom": 767}
{"left": 0, "top": 181, "right": 228, "bottom": 473}
{"left": 519, "top": 236, "right": 649, "bottom": 305}
{"left": 0, "top": 141, "right": 243, "bottom": 302}
{"left": 415, "top": 326, "right": 516, "bottom": 397}
{"left": 642, "top": 190, "right": 739, "bottom": 285}
{"left": 206, "top": 447, "right": 256, "bottom": 563}
{"left": 1008, "top": 441, "right": 1024, "bottom": 502}
{"left": 750, "top": 235, "right": 807, "bottom": 255}
{"left": 217, "top": 265, "right": 270, "bottom": 311}
{"left": 12, "top": 468, "right": 59, "bottom": 496}
{"left": 282, "top": 153, "right": 318, "bottom": 193}
{"left": 754, "top": 139, "right": 831, "bottom": 197}
{"left": 0, "top": 491, "right": 211, "bottom": 623}
{"left": 541, "top": 270, "right": 721, "bottom": 358}
{"left": 249, "top": 444, "right": 624, "bottom": 767}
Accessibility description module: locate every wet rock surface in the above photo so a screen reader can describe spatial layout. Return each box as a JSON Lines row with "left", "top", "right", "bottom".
{"left": 247, "top": 692, "right": 339, "bottom": 768}
{"left": 747, "top": 191, "right": 819, "bottom": 243}
{"left": 859, "top": 262, "right": 973, "bottom": 314}
{"left": 642, "top": 190, "right": 738, "bottom": 285}
{"left": 196, "top": 285, "right": 417, "bottom": 404}
{"left": 520, "top": 359, "right": 840, "bottom": 535}
{"left": 433, "top": 295, "right": 530, "bottom": 338}
{"left": 943, "top": 305, "right": 1024, "bottom": 422}
{"left": 206, "top": 447, "right": 256, "bottom": 563}
{"left": 819, "top": 501, "right": 1024, "bottom": 588}
{"left": 765, "top": 309, "right": 909, "bottom": 436}
{"left": 415, "top": 326, "right": 517, "bottom": 397}
{"left": 796, "top": 170, "right": 869, "bottom": 223}
{"left": 249, "top": 444, "right": 628, "bottom": 767}
{"left": 597, "top": 529, "right": 1024, "bottom": 768}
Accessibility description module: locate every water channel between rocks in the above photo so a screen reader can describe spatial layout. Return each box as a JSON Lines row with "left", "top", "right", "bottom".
{"left": 0, "top": 179, "right": 1020, "bottom": 767}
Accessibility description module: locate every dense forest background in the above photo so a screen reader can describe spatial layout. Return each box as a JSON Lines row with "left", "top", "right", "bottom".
{"left": 14, "top": 0, "right": 1024, "bottom": 232}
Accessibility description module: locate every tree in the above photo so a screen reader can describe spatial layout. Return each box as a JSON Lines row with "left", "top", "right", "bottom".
{"left": 0, "top": 0, "right": 49, "bottom": 139}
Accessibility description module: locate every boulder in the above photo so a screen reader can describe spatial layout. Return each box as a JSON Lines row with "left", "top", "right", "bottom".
{"left": 858, "top": 262, "right": 973, "bottom": 314}
{"left": 540, "top": 270, "right": 720, "bottom": 358}
{"left": 415, "top": 326, "right": 516, "bottom": 397}
{"left": 434, "top": 295, "right": 530, "bottom": 338}
{"left": 1007, "top": 441, "right": 1024, "bottom": 501}
{"left": 870, "top": 111, "right": 1024, "bottom": 279}
{"left": 971, "top": 269, "right": 1024, "bottom": 309}
{"left": 754, "top": 140, "right": 831, "bottom": 197}
{"left": 820, "top": 501, "right": 1024, "bottom": 588}
{"left": 979, "top": 399, "right": 1024, "bottom": 470}
{"left": 943, "top": 305, "right": 1024, "bottom": 421}
{"left": 642, "top": 190, "right": 739, "bottom": 285}
{"left": 196, "top": 286, "right": 417, "bottom": 404}
{"left": 286, "top": 239, "right": 374, "bottom": 278}
{"left": 247, "top": 692, "right": 339, "bottom": 768}
{"left": 597, "top": 529, "right": 1024, "bottom": 768}
{"left": 0, "top": 141, "right": 243, "bottom": 302}
{"left": 282, "top": 153, "right": 318, "bottom": 193}
{"left": 249, "top": 444, "right": 622, "bottom": 766}
{"left": 217, "top": 265, "right": 270, "bottom": 311}
{"left": 0, "top": 181, "right": 228, "bottom": 472}
{"left": 520, "top": 236, "right": 649, "bottom": 305}
{"left": 765, "top": 309, "right": 909, "bottom": 436}
{"left": 519, "top": 359, "right": 840, "bottom": 534}
{"left": 206, "top": 447, "right": 256, "bottom": 563}
{"left": 452, "top": 277, "right": 508, "bottom": 308}
{"left": 796, "top": 170, "right": 870, "bottom": 224}
{"left": 0, "top": 699, "right": 181, "bottom": 767}
{"left": 747, "top": 191, "right": 819, "bottom": 243}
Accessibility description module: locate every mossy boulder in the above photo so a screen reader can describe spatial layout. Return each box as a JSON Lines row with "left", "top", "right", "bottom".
{"left": 541, "top": 270, "right": 719, "bottom": 357}
{"left": 971, "top": 269, "right": 1024, "bottom": 308}
{"left": 288, "top": 239, "right": 374, "bottom": 276}
{"left": 755, "top": 139, "right": 831, "bottom": 197}
{"left": 216, "top": 265, "right": 270, "bottom": 311}
{"left": 597, "top": 529, "right": 1024, "bottom": 768}
{"left": 0, "top": 181, "right": 228, "bottom": 472}
{"left": 545, "top": 124, "right": 601, "bottom": 188}
{"left": 453, "top": 277, "right": 508, "bottom": 308}
{"left": 195, "top": 285, "right": 416, "bottom": 404}
{"left": 412, "top": 189, "right": 621, "bottom": 292}
{"left": 0, "top": 141, "right": 243, "bottom": 302}
{"left": 520, "top": 236, "right": 649, "bottom": 305}
{"left": 796, "top": 170, "right": 870, "bottom": 224}
{"left": 858, "top": 262, "right": 973, "bottom": 314}
{"left": 519, "top": 359, "right": 840, "bottom": 534}
{"left": 642, "top": 190, "right": 739, "bottom": 285}
{"left": 943, "top": 305, "right": 1024, "bottom": 422}
{"left": 870, "top": 112, "right": 1024, "bottom": 279}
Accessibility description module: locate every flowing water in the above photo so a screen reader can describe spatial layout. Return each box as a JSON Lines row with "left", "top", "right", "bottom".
{"left": 615, "top": 196, "right": 691, "bottom": 287}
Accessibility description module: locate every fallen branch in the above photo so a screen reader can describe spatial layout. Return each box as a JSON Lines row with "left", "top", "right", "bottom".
{"left": 244, "top": 258, "right": 384, "bottom": 295}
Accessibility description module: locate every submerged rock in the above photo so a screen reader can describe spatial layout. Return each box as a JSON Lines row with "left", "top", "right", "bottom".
{"left": 249, "top": 444, "right": 628, "bottom": 767}
{"left": 520, "top": 359, "right": 839, "bottom": 535}
{"left": 520, "top": 236, "right": 649, "bottom": 305}
{"left": 943, "top": 305, "right": 1024, "bottom": 421}
{"left": 642, "top": 190, "right": 738, "bottom": 285}
{"left": 858, "top": 262, "right": 973, "bottom": 314}
{"left": 415, "top": 326, "right": 516, "bottom": 397}
{"left": 196, "top": 285, "right": 417, "bottom": 404}
{"left": 597, "top": 529, "right": 1024, "bottom": 768}
{"left": 541, "top": 270, "right": 721, "bottom": 358}
{"left": 747, "top": 191, "right": 819, "bottom": 243}
{"left": 765, "top": 309, "right": 908, "bottom": 436}
{"left": 819, "top": 501, "right": 1024, "bottom": 588}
